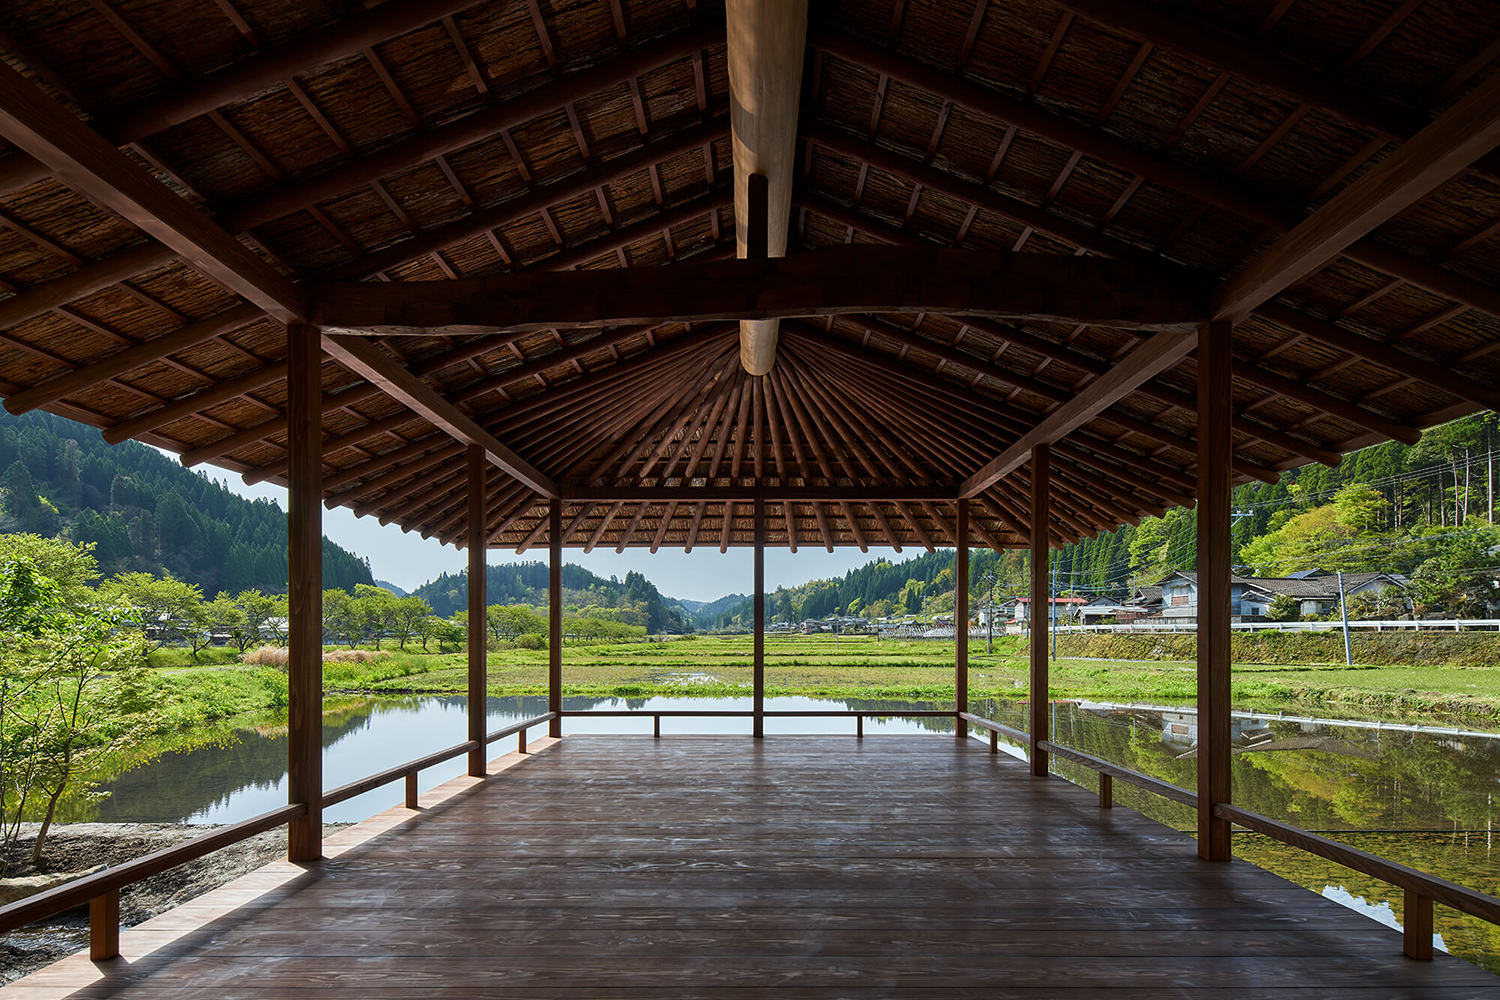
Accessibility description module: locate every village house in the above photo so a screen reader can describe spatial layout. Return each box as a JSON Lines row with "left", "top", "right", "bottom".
{"left": 1156, "top": 570, "right": 1410, "bottom": 624}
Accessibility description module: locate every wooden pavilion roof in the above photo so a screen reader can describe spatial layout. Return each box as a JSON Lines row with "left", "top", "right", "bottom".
{"left": 0, "top": 0, "right": 1498, "bottom": 552}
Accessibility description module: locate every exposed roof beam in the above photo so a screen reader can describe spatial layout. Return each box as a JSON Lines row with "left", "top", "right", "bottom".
{"left": 1213, "top": 66, "right": 1500, "bottom": 324}
{"left": 315, "top": 245, "right": 1211, "bottom": 335}
{"left": 0, "top": 0, "right": 496, "bottom": 196}
{"left": 562, "top": 486, "right": 958, "bottom": 502}
{"left": 727, "top": 0, "right": 808, "bottom": 374}
{"left": 809, "top": 28, "right": 1500, "bottom": 324}
{"left": 0, "top": 61, "right": 305, "bottom": 323}
{"left": 223, "top": 18, "right": 725, "bottom": 235}
{"left": 958, "top": 326, "right": 1203, "bottom": 498}
{"left": 321, "top": 334, "right": 557, "bottom": 498}
{"left": 1054, "top": 1, "right": 1421, "bottom": 143}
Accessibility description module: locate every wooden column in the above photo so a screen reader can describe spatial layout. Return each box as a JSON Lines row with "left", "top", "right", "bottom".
{"left": 549, "top": 498, "right": 562, "bottom": 738}
{"left": 1197, "top": 320, "right": 1233, "bottom": 862}
{"left": 287, "top": 324, "right": 323, "bottom": 861}
{"left": 466, "top": 446, "right": 486, "bottom": 776}
{"left": 955, "top": 498, "right": 969, "bottom": 739}
{"left": 753, "top": 497, "right": 765, "bottom": 739}
{"left": 1029, "top": 444, "right": 1050, "bottom": 778}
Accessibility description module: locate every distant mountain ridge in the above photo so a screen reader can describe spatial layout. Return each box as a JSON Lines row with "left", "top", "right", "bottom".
{"left": 0, "top": 410, "right": 374, "bottom": 596}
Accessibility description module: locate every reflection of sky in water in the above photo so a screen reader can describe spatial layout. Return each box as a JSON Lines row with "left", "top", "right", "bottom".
{"left": 100, "top": 695, "right": 948, "bottom": 826}
{"left": 1320, "top": 885, "right": 1446, "bottom": 953}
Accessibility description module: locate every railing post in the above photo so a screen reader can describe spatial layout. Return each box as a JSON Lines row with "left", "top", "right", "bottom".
{"left": 1403, "top": 891, "right": 1434, "bottom": 960}
{"left": 467, "top": 446, "right": 487, "bottom": 776}
{"left": 989, "top": 729, "right": 997, "bottom": 755}
{"left": 405, "top": 772, "right": 419, "bottom": 809}
{"left": 654, "top": 714, "right": 661, "bottom": 739}
{"left": 1099, "top": 773, "right": 1113, "bottom": 809}
{"left": 548, "top": 499, "right": 562, "bottom": 738}
{"left": 1029, "top": 443, "right": 1050, "bottom": 778}
{"left": 857, "top": 715, "right": 864, "bottom": 739}
{"left": 89, "top": 889, "right": 119, "bottom": 960}
{"left": 518, "top": 728, "right": 528, "bottom": 754}
{"left": 288, "top": 324, "right": 323, "bottom": 863}
{"left": 753, "top": 496, "right": 765, "bottom": 740}
{"left": 955, "top": 498, "right": 969, "bottom": 740}
{"left": 1197, "top": 319, "right": 1233, "bottom": 862}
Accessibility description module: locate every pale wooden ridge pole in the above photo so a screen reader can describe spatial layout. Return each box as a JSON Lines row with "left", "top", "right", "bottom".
{"left": 1029, "top": 445, "right": 1050, "bottom": 778}
{"left": 1197, "top": 320, "right": 1233, "bottom": 862}
{"left": 549, "top": 499, "right": 562, "bottom": 738}
{"left": 753, "top": 496, "right": 765, "bottom": 739}
{"left": 727, "top": 0, "right": 807, "bottom": 374}
{"left": 956, "top": 498, "right": 970, "bottom": 740}
{"left": 286, "top": 323, "right": 323, "bottom": 861}
{"left": 466, "top": 446, "right": 487, "bottom": 776}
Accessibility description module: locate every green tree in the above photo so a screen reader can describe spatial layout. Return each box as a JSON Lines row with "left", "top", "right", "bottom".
{"left": 101, "top": 572, "right": 205, "bottom": 653}
{"left": 204, "top": 594, "right": 248, "bottom": 654}
{"left": 1264, "top": 593, "right": 1300, "bottom": 623}
{"left": 2, "top": 460, "right": 39, "bottom": 521}
{"left": 388, "top": 595, "right": 435, "bottom": 650}
{"left": 0, "top": 560, "right": 161, "bottom": 870}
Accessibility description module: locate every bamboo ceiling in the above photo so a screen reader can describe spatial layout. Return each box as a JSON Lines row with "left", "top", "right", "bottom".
{"left": 0, "top": 0, "right": 1497, "bottom": 553}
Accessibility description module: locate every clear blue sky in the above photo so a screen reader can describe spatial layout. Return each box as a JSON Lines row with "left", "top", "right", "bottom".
{"left": 215, "top": 474, "right": 892, "bottom": 601}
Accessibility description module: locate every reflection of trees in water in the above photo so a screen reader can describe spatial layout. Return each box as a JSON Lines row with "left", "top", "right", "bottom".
{"left": 971, "top": 696, "right": 1500, "bottom": 835}
{"left": 1236, "top": 830, "right": 1500, "bottom": 976}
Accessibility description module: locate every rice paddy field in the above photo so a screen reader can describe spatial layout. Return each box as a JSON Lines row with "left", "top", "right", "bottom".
{"left": 156, "top": 633, "right": 1500, "bottom": 725}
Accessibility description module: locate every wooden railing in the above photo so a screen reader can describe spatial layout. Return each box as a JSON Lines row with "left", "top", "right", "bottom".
{"left": 0, "top": 711, "right": 557, "bottom": 959}
{"left": 559, "top": 708, "right": 955, "bottom": 739}
{"left": 958, "top": 710, "right": 1500, "bottom": 962}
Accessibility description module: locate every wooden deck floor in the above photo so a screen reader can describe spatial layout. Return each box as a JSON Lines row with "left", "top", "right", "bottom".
{"left": 6, "top": 735, "right": 1498, "bottom": 999}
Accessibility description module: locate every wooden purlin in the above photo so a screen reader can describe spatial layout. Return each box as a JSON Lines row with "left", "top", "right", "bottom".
{"left": 0, "top": 53, "right": 729, "bottom": 438}
{"left": 0, "top": 0, "right": 500, "bottom": 196}
{"left": 813, "top": 29, "right": 1500, "bottom": 336}
{"left": 0, "top": 61, "right": 306, "bottom": 324}
{"left": 798, "top": 191, "right": 1421, "bottom": 462}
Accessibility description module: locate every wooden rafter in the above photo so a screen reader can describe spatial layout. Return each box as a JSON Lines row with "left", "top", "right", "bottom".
{"left": 321, "top": 334, "right": 557, "bottom": 498}
{"left": 0, "top": 60, "right": 305, "bottom": 323}
{"left": 1213, "top": 67, "right": 1500, "bottom": 323}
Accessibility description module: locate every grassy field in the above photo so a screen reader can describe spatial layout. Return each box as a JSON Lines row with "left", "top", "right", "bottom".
{"left": 154, "top": 633, "right": 1500, "bottom": 724}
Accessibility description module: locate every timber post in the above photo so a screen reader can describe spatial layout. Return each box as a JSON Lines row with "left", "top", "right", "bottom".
{"left": 1029, "top": 444, "right": 1050, "bottom": 778}
{"left": 956, "top": 498, "right": 969, "bottom": 739}
{"left": 466, "top": 446, "right": 486, "bottom": 776}
{"left": 288, "top": 324, "right": 323, "bottom": 862}
{"left": 549, "top": 498, "right": 562, "bottom": 738}
{"left": 1197, "top": 320, "right": 1233, "bottom": 862}
{"left": 753, "top": 496, "right": 765, "bottom": 739}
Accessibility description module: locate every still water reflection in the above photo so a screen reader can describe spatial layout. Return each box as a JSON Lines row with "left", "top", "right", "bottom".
{"left": 88, "top": 694, "right": 950, "bottom": 825}
{"left": 78, "top": 693, "right": 1500, "bottom": 974}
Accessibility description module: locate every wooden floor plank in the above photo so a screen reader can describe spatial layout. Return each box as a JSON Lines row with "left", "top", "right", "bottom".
{"left": 4, "top": 736, "right": 1496, "bottom": 998}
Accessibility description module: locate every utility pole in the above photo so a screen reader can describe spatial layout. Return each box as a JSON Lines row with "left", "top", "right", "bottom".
{"left": 1050, "top": 555, "right": 1058, "bottom": 659}
{"left": 1337, "top": 569, "right": 1353, "bottom": 666}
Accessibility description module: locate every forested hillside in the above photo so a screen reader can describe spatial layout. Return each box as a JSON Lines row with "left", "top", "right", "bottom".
{"left": 710, "top": 414, "right": 1500, "bottom": 627}
{"left": 0, "top": 411, "right": 372, "bottom": 596}
{"left": 411, "top": 562, "right": 688, "bottom": 633}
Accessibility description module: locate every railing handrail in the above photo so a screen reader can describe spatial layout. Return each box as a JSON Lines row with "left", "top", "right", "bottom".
{"left": 558, "top": 709, "right": 956, "bottom": 718}
{"left": 958, "top": 710, "right": 1500, "bottom": 942}
{"left": 0, "top": 710, "right": 559, "bottom": 938}
{"left": 956, "top": 711, "right": 1028, "bottom": 745}
{"left": 1213, "top": 802, "right": 1500, "bottom": 926}
{"left": 1035, "top": 738, "right": 1199, "bottom": 807}
{"left": 0, "top": 802, "right": 305, "bottom": 935}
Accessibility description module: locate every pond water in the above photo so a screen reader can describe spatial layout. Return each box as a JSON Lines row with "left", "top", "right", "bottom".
{"left": 72, "top": 693, "right": 1500, "bottom": 974}
{"left": 84, "top": 694, "right": 952, "bottom": 826}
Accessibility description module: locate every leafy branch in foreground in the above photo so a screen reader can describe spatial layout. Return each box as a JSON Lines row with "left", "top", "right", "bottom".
{"left": 0, "top": 559, "right": 167, "bottom": 874}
